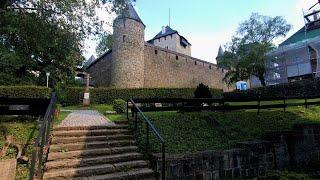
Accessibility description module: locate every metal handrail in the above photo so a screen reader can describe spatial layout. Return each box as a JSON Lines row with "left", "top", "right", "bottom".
{"left": 127, "top": 99, "right": 166, "bottom": 180}
{"left": 29, "top": 92, "right": 56, "bottom": 180}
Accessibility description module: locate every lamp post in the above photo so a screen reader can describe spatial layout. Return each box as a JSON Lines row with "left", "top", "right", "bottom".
{"left": 46, "top": 72, "right": 50, "bottom": 88}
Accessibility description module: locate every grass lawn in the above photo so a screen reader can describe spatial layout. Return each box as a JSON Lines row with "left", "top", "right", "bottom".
{"left": 133, "top": 106, "right": 320, "bottom": 154}
{"left": 0, "top": 116, "right": 39, "bottom": 179}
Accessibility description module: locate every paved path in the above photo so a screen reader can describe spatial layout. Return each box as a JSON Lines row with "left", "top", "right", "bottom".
{"left": 58, "top": 110, "right": 115, "bottom": 127}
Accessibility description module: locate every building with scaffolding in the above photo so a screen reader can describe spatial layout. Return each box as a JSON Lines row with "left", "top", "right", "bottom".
{"left": 265, "top": 3, "right": 320, "bottom": 85}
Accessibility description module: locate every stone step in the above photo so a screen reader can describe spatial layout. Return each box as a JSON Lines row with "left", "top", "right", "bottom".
{"left": 45, "top": 152, "right": 144, "bottom": 170}
{"left": 53, "top": 125, "right": 128, "bottom": 131}
{"left": 114, "top": 120, "right": 128, "bottom": 125}
{"left": 52, "top": 134, "right": 133, "bottom": 144}
{"left": 50, "top": 140, "right": 136, "bottom": 152}
{"left": 47, "top": 146, "right": 139, "bottom": 161}
{"left": 74, "top": 168, "right": 155, "bottom": 180}
{"left": 43, "top": 160, "right": 148, "bottom": 179}
{"left": 52, "top": 129, "right": 130, "bottom": 137}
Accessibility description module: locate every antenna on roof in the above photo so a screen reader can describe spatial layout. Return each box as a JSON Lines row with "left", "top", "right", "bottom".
{"left": 169, "top": 8, "right": 171, "bottom": 27}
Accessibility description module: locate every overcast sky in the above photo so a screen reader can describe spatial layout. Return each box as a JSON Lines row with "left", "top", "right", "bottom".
{"left": 84, "top": 0, "right": 319, "bottom": 64}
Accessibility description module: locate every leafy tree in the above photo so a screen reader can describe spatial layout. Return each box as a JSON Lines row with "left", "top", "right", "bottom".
{"left": 96, "top": 33, "right": 114, "bottom": 56}
{"left": 0, "top": 0, "right": 134, "bottom": 86}
{"left": 219, "top": 13, "right": 291, "bottom": 86}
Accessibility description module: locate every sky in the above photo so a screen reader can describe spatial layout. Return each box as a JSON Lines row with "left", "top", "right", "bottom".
{"left": 84, "top": 0, "right": 319, "bottom": 64}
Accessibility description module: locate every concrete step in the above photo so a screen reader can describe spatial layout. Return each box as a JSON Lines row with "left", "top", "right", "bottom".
{"left": 52, "top": 134, "right": 133, "bottom": 144}
{"left": 45, "top": 152, "right": 144, "bottom": 170}
{"left": 43, "top": 160, "right": 148, "bottom": 179}
{"left": 52, "top": 129, "right": 130, "bottom": 137}
{"left": 114, "top": 120, "right": 128, "bottom": 125}
{"left": 74, "top": 168, "right": 155, "bottom": 180}
{"left": 50, "top": 140, "right": 136, "bottom": 152}
{"left": 53, "top": 125, "right": 128, "bottom": 131}
{"left": 47, "top": 146, "right": 139, "bottom": 161}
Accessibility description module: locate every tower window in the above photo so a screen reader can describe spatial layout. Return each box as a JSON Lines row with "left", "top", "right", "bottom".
{"left": 158, "top": 39, "right": 160, "bottom": 42}
{"left": 209, "top": 65, "right": 212, "bottom": 69}
{"left": 171, "top": 34, "right": 173, "bottom": 39}
{"left": 165, "top": 36, "right": 166, "bottom": 40}
{"left": 195, "top": 61, "right": 197, "bottom": 65}
{"left": 155, "top": 50, "right": 158, "bottom": 55}
{"left": 176, "top": 55, "right": 178, "bottom": 60}
{"left": 166, "top": 46, "right": 168, "bottom": 49}
{"left": 122, "top": 35, "right": 126, "bottom": 42}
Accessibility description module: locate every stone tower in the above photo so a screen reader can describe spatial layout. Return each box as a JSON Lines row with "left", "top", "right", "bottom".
{"left": 111, "top": 4, "right": 145, "bottom": 88}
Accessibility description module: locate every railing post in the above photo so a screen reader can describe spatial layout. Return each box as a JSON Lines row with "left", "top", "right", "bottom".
{"left": 161, "top": 143, "right": 166, "bottom": 180}
{"left": 134, "top": 110, "right": 138, "bottom": 131}
{"left": 222, "top": 99, "right": 225, "bottom": 114}
{"left": 257, "top": 96, "right": 261, "bottom": 114}
{"left": 126, "top": 100, "right": 129, "bottom": 120}
{"left": 283, "top": 95, "right": 286, "bottom": 112}
{"left": 146, "top": 124, "right": 149, "bottom": 155}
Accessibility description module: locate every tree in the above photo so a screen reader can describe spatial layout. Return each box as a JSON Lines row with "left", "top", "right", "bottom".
{"left": 0, "top": 0, "right": 134, "bottom": 86}
{"left": 96, "top": 33, "right": 113, "bottom": 56}
{"left": 219, "top": 13, "right": 291, "bottom": 86}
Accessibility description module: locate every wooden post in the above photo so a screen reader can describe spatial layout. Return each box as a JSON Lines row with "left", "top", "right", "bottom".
{"left": 83, "top": 73, "right": 90, "bottom": 107}
{"left": 304, "top": 95, "right": 308, "bottom": 109}
{"left": 283, "top": 96, "right": 286, "bottom": 112}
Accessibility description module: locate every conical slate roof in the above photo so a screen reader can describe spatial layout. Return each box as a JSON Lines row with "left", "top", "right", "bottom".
{"left": 216, "top": 45, "right": 224, "bottom": 59}
{"left": 117, "top": 4, "right": 145, "bottom": 26}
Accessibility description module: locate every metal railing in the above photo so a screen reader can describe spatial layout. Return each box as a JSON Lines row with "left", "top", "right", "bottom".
{"left": 29, "top": 92, "right": 57, "bottom": 180}
{"left": 127, "top": 99, "right": 166, "bottom": 180}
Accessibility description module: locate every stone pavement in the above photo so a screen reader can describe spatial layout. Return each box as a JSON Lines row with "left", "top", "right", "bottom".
{"left": 58, "top": 110, "right": 115, "bottom": 127}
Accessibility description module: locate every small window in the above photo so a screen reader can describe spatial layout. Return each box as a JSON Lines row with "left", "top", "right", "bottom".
{"left": 166, "top": 46, "right": 168, "bottom": 49}
{"left": 171, "top": 34, "right": 173, "bottom": 39}
{"left": 158, "top": 39, "right": 160, "bottom": 42}
{"left": 155, "top": 50, "right": 158, "bottom": 54}
{"left": 209, "top": 65, "right": 212, "bottom": 69}
{"left": 165, "top": 36, "right": 166, "bottom": 40}
{"left": 195, "top": 61, "right": 197, "bottom": 65}
{"left": 122, "top": 35, "right": 126, "bottom": 42}
{"left": 176, "top": 55, "right": 178, "bottom": 60}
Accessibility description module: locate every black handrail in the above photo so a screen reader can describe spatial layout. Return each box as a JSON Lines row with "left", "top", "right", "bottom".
{"left": 127, "top": 99, "right": 166, "bottom": 180}
{"left": 29, "top": 92, "right": 56, "bottom": 180}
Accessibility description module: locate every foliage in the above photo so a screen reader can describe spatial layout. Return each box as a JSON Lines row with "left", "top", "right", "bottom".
{"left": 0, "top": 85, "right": 51, "bottom": 98}
{"left": 112, "top": 99, "right": 126, "bottom": 114}
{"left": 0, "top": 116, "right": 39, "bottom": 179}
{"left": 131, "top": 106, "right": 320, "bottom": 154}
{"left": 96, "top": 33, "right": 113, "bottom": 56}
{"left": 260, "top": 171, "right": 309, "bottom": 180}
{"left": 0, "top": 0, "right": 134, "bottom": 86}
{"left": 194, "top": 83, "right": 212, "bottom": 99}
{"left": 60, "top": 87, "right": 223, "bottom": 105}
{"left": 219, "top": 13, "right": 292, "bottom": 86}
{"left": 224, "top": 78, "right": 320, "bottom": 101}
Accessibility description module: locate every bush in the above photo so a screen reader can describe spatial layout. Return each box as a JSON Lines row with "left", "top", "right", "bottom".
{"left": 59, "top": 87, "right": 223, "bottom": 105}
{"left": 194, "top": 83, "right": 213, "bottom": 99}
{"left": 224, "top": 78, "right": 320, "bottom": 101}
{"left": 0, "top": 86, "right": 52, "bottom": 99}
{"left": 112, "top": 99, "right": 126, "bottom": 114}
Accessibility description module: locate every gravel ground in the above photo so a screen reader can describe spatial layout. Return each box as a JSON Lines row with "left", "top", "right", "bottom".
{"left": 58, "top": 110, "right": 115, "bottom": 127}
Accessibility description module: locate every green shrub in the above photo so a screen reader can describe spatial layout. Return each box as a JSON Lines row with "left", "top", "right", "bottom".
{"left": 0, "top": 85, "right": 51, "bottom": 99}
{"left": 112, "top": 99, "right": 126, "bottom": 114}
{"left": 194, "top": 83, "right": 213, "bottom": 99}
{"left": 60, "top": 87, "right": 223, "bottom": 105}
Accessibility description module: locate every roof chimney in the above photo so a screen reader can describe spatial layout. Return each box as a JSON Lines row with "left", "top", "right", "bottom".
{"left": 162, "top": 26, "right": 166, "bottom": 34}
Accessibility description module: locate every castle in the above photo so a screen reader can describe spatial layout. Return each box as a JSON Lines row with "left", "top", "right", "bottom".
{"left": 86, "top": 4, "right": 229, "bottom": 91}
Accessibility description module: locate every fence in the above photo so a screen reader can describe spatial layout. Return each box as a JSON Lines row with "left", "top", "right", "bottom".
{"left": 29, "top": 93, "right": 57, "bottom": 180}
{"left": 130, "top": 95, "right": 320, "bottom": 114}
{"left": 127, "top": 99, "right": 166, "bottom": 180}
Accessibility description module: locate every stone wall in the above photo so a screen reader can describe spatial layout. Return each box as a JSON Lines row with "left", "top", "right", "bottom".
{"left": 152, "top": 123, "right": 320, "bottom": 179}
{"left": 144, "top": 43, "right": 231, "bottom": 91}
{"left": 86, "top": 51, "right": 112, "bottom": 87}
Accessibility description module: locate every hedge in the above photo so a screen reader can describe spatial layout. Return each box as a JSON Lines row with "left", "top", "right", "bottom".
{"left": 60, "top": 87, "right": 223, "bottom": 105}
{"left": 224, "top": 78, "right": 320, "bottom": 100}
{"left": 0, "top": 86, "right": 52, "bottom": 99}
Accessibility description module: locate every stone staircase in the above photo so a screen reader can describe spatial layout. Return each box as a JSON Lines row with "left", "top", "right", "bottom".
{"left": 43, "top": 121, "right": 155, "bottom": 180}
